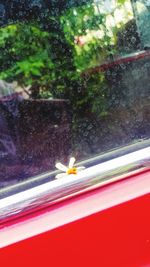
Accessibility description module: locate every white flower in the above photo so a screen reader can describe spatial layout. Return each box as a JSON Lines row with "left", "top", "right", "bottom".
{"left": 55, "top": 157, "right": 85, "bottom": 179}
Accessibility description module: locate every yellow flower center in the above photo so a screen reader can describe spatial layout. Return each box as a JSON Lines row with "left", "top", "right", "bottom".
{"left": 67, "top": 167, "right": 77, "bottom": 175}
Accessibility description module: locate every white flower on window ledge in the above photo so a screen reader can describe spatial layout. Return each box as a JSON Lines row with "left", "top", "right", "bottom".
{"left": 55, "top": 157, "right": 85, "bottom": 179}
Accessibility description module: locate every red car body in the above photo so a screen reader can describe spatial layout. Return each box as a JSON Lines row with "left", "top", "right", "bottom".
{"left": 0, "top": 170, "right": 150, "bottom": 267}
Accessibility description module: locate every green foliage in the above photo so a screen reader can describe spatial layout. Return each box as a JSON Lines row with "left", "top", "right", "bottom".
{"left": 60, "top": 4, "right": 115, "bottom": 72}
{"left": 0, "top": 1, "right": 132, "bottom": 116}
{"left": 117, "top": 0, "right": 127, "bottom": 4}
{"left": 0, "top": 23, "right": 55, "bottom": 97}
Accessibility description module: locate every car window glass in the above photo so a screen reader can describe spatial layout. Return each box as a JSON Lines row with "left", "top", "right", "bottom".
{"left": 0, "top": 0, "right": 149, "bottom": 189}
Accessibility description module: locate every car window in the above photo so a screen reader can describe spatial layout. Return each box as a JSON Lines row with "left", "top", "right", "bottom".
{"left": 0, "top": 0, "right": 149, "bottom": 192}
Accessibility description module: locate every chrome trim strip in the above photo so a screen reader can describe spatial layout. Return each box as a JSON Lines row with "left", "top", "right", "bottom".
{"left": 1, "top": 139, "right": 150, "bottom": 198}
{"left": 0, "top": 146, "right": 150, "bottom": 224}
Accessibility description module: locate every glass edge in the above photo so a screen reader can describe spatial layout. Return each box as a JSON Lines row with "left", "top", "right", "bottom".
{"left": 0, "top": 141, "right": 150, "bottom": 225}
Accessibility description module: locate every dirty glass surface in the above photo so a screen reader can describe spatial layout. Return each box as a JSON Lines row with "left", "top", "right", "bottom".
{"left": 0, "top": 0, "right": 149, "bottom": 188}
{"left": 132, "top": 0, "right": 150, "bottom": 48}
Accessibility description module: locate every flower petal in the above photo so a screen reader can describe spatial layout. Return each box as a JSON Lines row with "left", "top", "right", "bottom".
{"left": 77, "top": 166, "right": 85, "bottom": 172}
{"left": 55, "top": 162, "right": 68, "bottom": 172}
{"left": 55, "top": 173, "right": 67, "bottom": 179}
{"left": 69, "top": 157, "right": 76, "bottom": 168}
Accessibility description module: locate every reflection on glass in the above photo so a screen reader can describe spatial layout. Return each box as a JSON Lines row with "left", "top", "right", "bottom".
{"left": 132, "top": 0, "right": 150, "bottom": 48}
{"left": 0, "top": 0, "right": 149, "bottom": 188}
